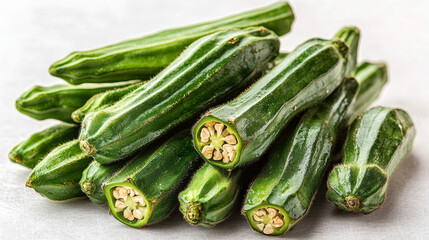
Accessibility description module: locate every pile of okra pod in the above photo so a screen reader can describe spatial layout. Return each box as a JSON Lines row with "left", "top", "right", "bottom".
{"left": 10, "top": 1, "right": 415, "bottom": 236}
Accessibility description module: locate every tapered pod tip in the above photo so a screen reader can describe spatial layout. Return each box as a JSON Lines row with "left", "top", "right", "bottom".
{"left": 345, "top": 196, "right": 360, "bottom": 209}
{"left": 186, "top": 203, "right": 204, "bottom": 225}
{"left": 80, "top": 139, "right": 96, "bottom": 157}
{"left": 81, "top": 181, "right": 95, "bottom": 195}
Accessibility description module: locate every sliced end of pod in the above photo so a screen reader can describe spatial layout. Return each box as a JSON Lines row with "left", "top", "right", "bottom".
{"left": 326, "top": 164, "right": 389, "bottom": 214}
{"left": 245, "top": 205, "right": 291, "bottom": 235}
{"left": 185, "top": 202, "right": 204, "bottom": 225}
{"left": 105, "top": 182, "right": 151, "bottom": 228}
{"left": 193, "top": 116, "right": 242, "bottom": 169}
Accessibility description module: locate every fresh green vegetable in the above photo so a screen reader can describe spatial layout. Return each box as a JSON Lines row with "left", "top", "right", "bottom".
{"left": 16, "top": 81, "right": 138, "bottom": 123}
{"left": 334, "top": 26, "right": 360, "bottom": 76}
{"left": 104, "top": 131, "right": 199, "bottom": 228}
{"left": 49, "top": 2, "right": 294, "bottom": 84}
{"left": 79, "top": 160, "right": 126, "bottom": 204}
{"left": 243, "top": 78, "right": 358, "bottom": 235}
{"left": 178, "top": 163, "right": 242, "bottom": 227}
{"left": 26, "top": 139, "right": 93, "bottom": 201}
{"left": 193, "top": 37, "right": 349, "bottom": 169}
{"left": 350, "top": 62, "right": 388, "bottom": 122}
{"left": 72, "top": 82, "right": 144, "bottom": 123}
{"left": 79, "top": 27, "right": 280, "bottom": 164}
{"left": 327, "top": 107, "right": 415, "bottom": 214}
{"left": 9, "top": 123, "right": 79, "bottom": 169}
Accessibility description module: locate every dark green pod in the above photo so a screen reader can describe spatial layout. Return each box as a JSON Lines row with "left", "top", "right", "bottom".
{"left": 9, "top": 123, "right": 79, "bottom": 169}
{"left": 80, "top": 27, "right": 280, "bottom": 164}
{"left": 72, "top": 82, "right": 144, "bottom": 123}
{"left": 79, "top": 160, "right": 126, "bottom": 204}
{"left": 49, "top": 2, "right": 293, "bottom": 84}
{"left": 16, "top": 81, "right": 138, "bottom": 123}
{"left": 193, "top": 37, "right": 349, "bottom": 169}
{"left": 350, "top": 62, "right": 388, "bottom": 122}
{"left": 26, "top": 139, "right": 93, "bottom": 201}
{"left": 243, "top": 78, "right": 358, "bottom": 235}
{"left": 104, "top": 131, "right": 199, "bottom": 228}
{"left": 178, "top": 163, "right": 242, "bottom": 227}
{"left": 327, "top": 107, "right": 415, "bottom": 214}
{"left": 334, "top": 26, "right": 360, "bottom": 76}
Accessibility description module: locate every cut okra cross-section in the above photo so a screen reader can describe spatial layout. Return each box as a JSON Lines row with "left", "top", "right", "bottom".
{"left": 193, "top": 36, "right": 350, "bottom": 169}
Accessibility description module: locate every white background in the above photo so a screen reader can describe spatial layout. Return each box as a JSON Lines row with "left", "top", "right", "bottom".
{"left": 1, "top": 0, "right": 428, "bottom": 239}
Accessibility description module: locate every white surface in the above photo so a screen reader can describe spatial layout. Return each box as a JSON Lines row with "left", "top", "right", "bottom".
{"left": 1, "top": 0, "right": 428, "bottom": 239}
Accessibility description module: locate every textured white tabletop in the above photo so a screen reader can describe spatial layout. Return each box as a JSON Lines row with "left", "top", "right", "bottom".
{"left": 1, "top": 0, "right": 428, "bottom": 239}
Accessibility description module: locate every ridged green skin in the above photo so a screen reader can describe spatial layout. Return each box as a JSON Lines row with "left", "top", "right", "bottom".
{"left": 334, "top": 26, "right": 360, "bottom": 76}
{"left": 80, "top": 27, "right": 280, "bottom": 164}
{"left": 79, "top": 160, "right": 126, "bottom": 204}
{"left": 26, "top": 139, "right": 93, "bottom": 201}
{"left": 193, "top": 37, "right": 349, "bottom": 169}
{"left": 104, "top": 131, "right": 199, "bottom": 228}
{"left": 243, "top": 78, "right": 358, "bottom": 235}
{"left": 350, "top": 62, "right": 388, "bottom": 122}
{"left": 327, "top": 107, "right": 415, "bottom": 214}
{"left": 49, "top": 2, "right": 294, "bottom": 84}
{"left": 72, "top": 82, "right": 144, "bottom": 123}
{"left": 16, "top": 81, "right": 138, "bottom": 123}
{"left": 178, "top": 163, "right": 242, "bottom": 227}
{"left": 9, "top": 123, "right": 79, "bottom": 169}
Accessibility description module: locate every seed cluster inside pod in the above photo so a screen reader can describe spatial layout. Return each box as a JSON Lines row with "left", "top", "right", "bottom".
{"left": 112, "top": 186, "right": 147, "bottom": 221}
{"left": 252, "top": 207, "right": 285, "bottom": 235}
{"left": 198, "top": 121, "right": 238, "bottom": 163}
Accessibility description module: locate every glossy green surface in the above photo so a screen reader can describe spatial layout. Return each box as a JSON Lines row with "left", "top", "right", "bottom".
{"left": 178, "top": 163, "right": 242, "bottom": 227}
{"left": 334, "top": 26, "right": 360, "bottom": 76}
{"left": 9, "top": 123, "right": 79, "bottom": 169}
{"left": 49, "top": 2, "right": 293, "bottom": 84}
{"left": 194, "top": 37, "right": 349, "bottom": 169}
{"left": 104, "top": 131, "right": 200, "bottom": 228}
{"left": 327, "top": 107, "right": 416, "bottom": 214}
{"left": 79, "top": 160, "right": 127, "bottom": 204}
{"left": 26, "top": 139, "right": 92, "bottom": 201}
{"left": 72, "top": 82, "right": 144, "bottom": 123}
{"left": 80, "top": 27, "right": 280, "bottom": 164}
{"left": 350, "top": 62, "right": 388, "bottom": 121}
{"left": 16, "top": 81, "right": 138, "bottom": 123}
{"left": 243, "top": 78, "right": 358, "bottom": 235}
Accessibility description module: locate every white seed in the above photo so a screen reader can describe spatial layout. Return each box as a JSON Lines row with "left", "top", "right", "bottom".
{"left": 271, "top": 217, "right": 284, "bottom": 228}
{"left": 118, "top": 187, "right": 128, "bottom": 199}
{"left": 112, "top": 189, "right": 120, "bottom": 199}
{"left": 129, "top": 189, "right": 135, "bottom": 197}
{"left": 222, "top": 150, "right": 230, "bottom": 163}
{"left": 214, "top": 123, "right": 224, "bottom": 136}
{"left": 253, "top": 213, "right": 264, "bottom": 222}
{"left": 202, "top": 145, "right": 214, "bottom": 159}
{"left": 222, "top": 135, "right": 237, "bottom": 145}
{"left": 228, "top": 151, "right": 236, "bottom": 162}
{"left": 133, "top": 209, "right": 143, "bottom": 220}
{"left": 263, "top": 223, "right": 274, "bottom": 234}
{"left": 267, "top": 207, "right": 278, "bottom": 218}
{"left": 132, "top": 195, "right": 146, "bottom": 206}
{"left": 255, "top": 209, "right": 267, "bottom": 217}
{"left": 257, "top": 223, "right": 265, "bottom": 231}
{"left": 115, "top": 200, "right": 127, "bottom": 209}
{"left": 123, "top": 208, "right": 135, "bottom": 221}
{"left": 213, "top": 149, "right": 222, "bottom": 160}
{"left": 207, "top": 126, "right": 215, "bottom": 136}
{"left": 223, "top": 144, "right": 234, "bottom": 153}
{"left": 200, "top": 128, "right": 210, "bottom": 142}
